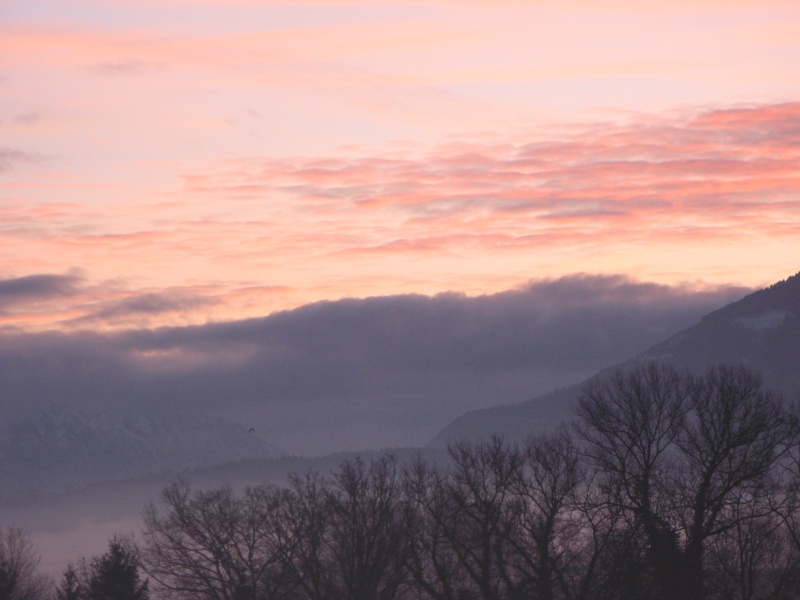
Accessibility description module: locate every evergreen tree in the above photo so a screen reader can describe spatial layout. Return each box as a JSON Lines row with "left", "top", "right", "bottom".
{"left": 54, "top": 563, "right": 86, "bottom": 600}
{"left": 87, "top": 537, "right": 148, "bottom": 600}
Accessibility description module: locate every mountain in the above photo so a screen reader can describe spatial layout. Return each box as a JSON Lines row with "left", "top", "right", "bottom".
{"left": 430, "top": 272, "right": 800, "bottom": 446}
{"left": 0, "top": 407, "right": 284, "bottom": 496}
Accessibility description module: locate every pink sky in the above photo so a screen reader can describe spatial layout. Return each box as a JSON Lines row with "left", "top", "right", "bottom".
{"left": 2, "top": 0, "right": 799, "bottom": 331}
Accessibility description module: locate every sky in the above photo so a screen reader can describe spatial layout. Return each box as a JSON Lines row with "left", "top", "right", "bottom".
{"left": 2, "top": 3, "right": 799, "bottom": 569}
{"left": 1, "top": 0, "right": 799, "bottom": 333}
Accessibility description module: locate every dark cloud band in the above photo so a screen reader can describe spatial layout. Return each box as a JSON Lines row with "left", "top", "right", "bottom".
{"left": 0, "top": 274, "right": 749, "bottom": 454}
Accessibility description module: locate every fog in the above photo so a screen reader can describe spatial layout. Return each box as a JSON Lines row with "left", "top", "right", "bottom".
{"left": 0, "top": 274, "right": 749, "bottom": 454}
{"left": 0, "top": 273, "right": 754, "bottom": 584}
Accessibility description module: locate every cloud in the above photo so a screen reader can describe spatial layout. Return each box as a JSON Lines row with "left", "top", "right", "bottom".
{"left": 169, "top": 102, "right": 800, "bottom": 280}
{"left": 72, "top": 291, "right": 217, "bottom": 325}
{"left": 0, "top": 275, "right": 750, "bottom": 454}
{"left": 0, "top": 273, "right": 82, "bottom": 307}
{"left": 87, "top": 59, "right": 165, "bottom": 77}
{"left": 1, "top": 102, "right": 796, "bottom": 332}
{"left": 0, "top": 148, "right": 41, "bottom": 172}
{"left": 183, "top": 103, "right": 800, "bottom": 241}
{"left": 13, "top": 112, "right": 40, "bottom": 125}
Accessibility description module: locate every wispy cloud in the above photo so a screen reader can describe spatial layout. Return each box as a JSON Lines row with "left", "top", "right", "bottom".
{"left": 0, "top": 148, "right": 42, "bottom": 172}
{"left": 72, "top": 290, "right": 217, "bottom": 325}
{"left": 12, "top": 112, "right": 40, "bottom": 125}
{"left": 182, "top": 101, "right": 800, "bottom": 251}
{"left": 87, "top": 59, "right": 165, "bottom": 77}
{"left": 1, "top": 102, "right": 796, "bottom": 331}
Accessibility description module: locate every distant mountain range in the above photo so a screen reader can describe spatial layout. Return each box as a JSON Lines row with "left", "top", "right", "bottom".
{"left": 4, "top": 273, "right": 797, "bottom": 496}
{"left": 431, "top": 271, "right": 800, "bottom": 446}
{"left": 0, "top": 408, "right": 283, "bottom": 496}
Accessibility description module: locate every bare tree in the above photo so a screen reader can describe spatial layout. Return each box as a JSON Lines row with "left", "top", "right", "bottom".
{"left": 403, "top": 456, "right": 469, "bottom": 600}
{"left": 774, "top": 397, "right": 800, "bottom": 558}
{"left": 140, "top": 480, "right": 294, "bottom": 600}
{"left": 0, "top": 526, "right": 50, "bottom": 600}
{"left": 284, "top": 456, "right": 412, "bottom": 600}
{"left": 405, "top": 436, "right": 523, "bottom": 600}
{"left": 325, "top": 456, "right": 412, "bottom": 600}
{"left": 505, "top": 429, "right": 583, "bottom": 600}
{"left": 576, "top": 363, "right": 688, "bottom": 598}
{"left": 282, "top": 470, "right": 333, "bottom": 600}
{"left": 576, "top": 363, "right": 792, "bottom": 600}
{"left": 507, "top": 428, "right": 645, "bottom": 600}
{"left": 671, "top": 366, "right": 790, "bottom": 599}
{"left": 706, "top": 486, "right": 800, "bottom": 600}
{"left": 126, "top": 363, "right": 795, "bottom": 600}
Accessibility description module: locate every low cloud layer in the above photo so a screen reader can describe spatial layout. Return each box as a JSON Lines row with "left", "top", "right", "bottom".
{"left": 0, "top": 274, "right": 750, "bottom": 454}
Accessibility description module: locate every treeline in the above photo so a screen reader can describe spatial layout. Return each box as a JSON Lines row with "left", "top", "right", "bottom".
{"left": 138, "top": 364, "right": 800, "bottom": 600}
{"left": 4, "top": 363, "right": 800, "bottom": 600}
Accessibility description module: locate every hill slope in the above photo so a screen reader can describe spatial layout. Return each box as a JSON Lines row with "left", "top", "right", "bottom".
{"left": 0, "top": 408, "right": 283, "bottom": 495}
{"left": 431, "top": 272, "right": 800, "bottom": 446}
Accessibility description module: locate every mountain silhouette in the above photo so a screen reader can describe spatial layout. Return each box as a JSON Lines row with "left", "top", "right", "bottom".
{"left": 0, "top": 408, "right": 284, "bottom": 495}
{"left": 430, "top": 271, "right": 800, "bottom": 446}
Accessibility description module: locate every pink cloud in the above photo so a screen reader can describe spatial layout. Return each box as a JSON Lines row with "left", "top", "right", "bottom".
{"left": 177, "top": 101, "right": 800, "bottom": 252}
{"left": 2, "top": 102, "right": 798, "bottom": 331}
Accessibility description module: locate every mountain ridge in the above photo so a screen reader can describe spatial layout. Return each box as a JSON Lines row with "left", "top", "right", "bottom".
{"left": 0, "top": 407, "right": 284, "bottom": 495}
{"left": 430, "top": 271, "right": 800, "bottom": 447}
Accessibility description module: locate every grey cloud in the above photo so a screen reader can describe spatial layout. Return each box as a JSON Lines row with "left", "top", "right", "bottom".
{"left": 13, "top": 112, "right": 40, "bottom": 125}
{"left": 0, "top": 275, "right": 750, "bottom": 454}
{"left": 0, "top": 148, "right": 41, "bottom": 172}
{"left": 0, "top": 273, "right": 82, "bottom": 307}
{"left": 73, "top": 291, "right": 217, "bottom": 324}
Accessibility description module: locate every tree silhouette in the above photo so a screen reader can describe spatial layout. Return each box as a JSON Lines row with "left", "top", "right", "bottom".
{"left": 0, "top": 526, "right": 50, "bottom": 600}
{"left": 88, "top": 537, "right": 148, "bottom": 600}
{"left": 576, "top": 363, "right": 793, "bottom": 600}
{"left": 141, "top": 480, "right": 294, "bottom": 599}
{"left": 54, "top": 563, "right": 87, "bottom": 600}
{"left": 128, "top": 363, "right": 800, "bottom": 600}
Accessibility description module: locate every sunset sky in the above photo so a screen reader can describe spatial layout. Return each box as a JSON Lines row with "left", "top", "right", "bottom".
{"left": 2, "top": 0, "right": 799, "bottom": 332}
{"left": 5, "top": 2, "right": 800, "bottom": 578}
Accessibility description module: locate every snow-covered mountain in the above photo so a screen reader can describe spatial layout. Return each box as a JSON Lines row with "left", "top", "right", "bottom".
{"left": 0, "top": 407, "right": 283, "bottom": 495}
{"left": 431, "top": 271, "right": 800, "bottom": 446}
